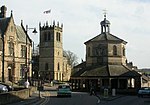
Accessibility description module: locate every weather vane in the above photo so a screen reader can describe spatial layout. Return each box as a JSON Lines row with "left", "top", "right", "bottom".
{"left": 103, "top": 9, "right": 107, "bottom": 18}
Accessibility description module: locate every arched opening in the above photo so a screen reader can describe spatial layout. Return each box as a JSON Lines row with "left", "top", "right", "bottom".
{"left": 113, "top": 45, "right": 117, "bottom": 56}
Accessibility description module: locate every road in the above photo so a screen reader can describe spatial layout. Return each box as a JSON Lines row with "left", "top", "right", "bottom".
{"left": 36, "top": 85, "right": 150, "bottom": 105}
{"left": 44, "top": 91, "right": 98, "bottom": 105}
{"left": 40, "top": 91, "right": 150, "bottom": 105}
{"left": 100, "top": 95, "right": 150, "bottom": 105}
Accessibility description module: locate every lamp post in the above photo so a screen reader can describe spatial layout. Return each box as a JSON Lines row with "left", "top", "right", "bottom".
{"left": 38, "top": 73, "right": 41, "bottom": 98}
{"left": 25, "top": 25, "right": 37, "bottom": 81}
{"left": 0, "top": 29, "right": 5, "bottom": 83}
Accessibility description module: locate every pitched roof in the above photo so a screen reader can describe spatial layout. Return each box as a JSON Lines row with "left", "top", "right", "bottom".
{"left": 16, "top": 25, "right": 32, "bottom": 44}
{"left": 16, "top": 25, "right": 27, "bottom": 43}
{"left": 84, "top": 33, "right": 127, "bottom": 44}
{"left": 0, "top": 17, "right": 11, "bottom": 35}
{"left": 71, "top": 64, "right": 141, "bottom": 77}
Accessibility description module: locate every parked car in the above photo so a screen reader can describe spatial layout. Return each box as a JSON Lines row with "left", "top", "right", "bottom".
{"left": 0, "top": 82, "right": 14, "bottom": 91}
{"left": 138, "top": 87, "right": 150, "bottom": 97}
{"left": 52, "top": 80, "right": 59, "bottom": 84}
{"left": 0, "top": 84, "right": 8, "bottom": 93}
{"left": 57, "top": 84, "right": 72, "bottom": 97}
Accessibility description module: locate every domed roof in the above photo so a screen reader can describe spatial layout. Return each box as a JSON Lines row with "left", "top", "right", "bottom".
{"left": 100, "top": 18, "right": 110, "bottom": 25}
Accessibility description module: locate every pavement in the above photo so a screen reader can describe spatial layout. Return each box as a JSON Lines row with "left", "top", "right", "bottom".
{"left": 7, "top": 84, "right": 57, "bottom": 105}
{"left": 7, "top": 84, "right": 123, "bottom": 105}
{"left": 7, "top": 91, "right": 46, "bottom": 105}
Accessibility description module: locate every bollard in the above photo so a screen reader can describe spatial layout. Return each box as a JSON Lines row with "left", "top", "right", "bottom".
{"left": 112, "top": 88, "right": 116, "bottom": 96}
{"left": 104, "top": 88, "right": 108, "bottom": 98}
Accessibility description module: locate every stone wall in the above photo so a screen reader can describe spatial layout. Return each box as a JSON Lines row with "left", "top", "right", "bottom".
{"left": 0, "top": 87, "right": 37, "bottom": 105}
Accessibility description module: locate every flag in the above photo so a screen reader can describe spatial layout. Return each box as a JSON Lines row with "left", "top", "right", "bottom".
{"left": 43, "top": 9, "right": 51, "bottom": 14}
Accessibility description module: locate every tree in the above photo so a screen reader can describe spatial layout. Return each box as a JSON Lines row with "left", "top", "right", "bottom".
{"left": 63, "top": 50, "right": 78, "bottom": 68}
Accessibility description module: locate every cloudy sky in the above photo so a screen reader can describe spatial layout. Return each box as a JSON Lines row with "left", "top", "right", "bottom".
{"left": 1, "top": 0, "right": 150, "bottom": 69}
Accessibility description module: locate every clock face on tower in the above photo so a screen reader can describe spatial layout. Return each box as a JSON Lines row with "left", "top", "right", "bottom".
{"left": 95, "top": 44, "right": 107, "bottom": 56}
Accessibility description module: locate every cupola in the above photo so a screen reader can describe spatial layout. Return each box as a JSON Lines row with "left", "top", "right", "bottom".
{"left": 100, "top": 13, "right": 110, "bottom": 33}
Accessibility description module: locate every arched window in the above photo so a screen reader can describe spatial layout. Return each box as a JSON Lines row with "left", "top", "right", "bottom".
{"left": 123, "top": 48, "right": 125, "bottom": 56}
{"left": 45, "top": 63, "right": 48, "bottom": 70}
{"left": 56, "top": 32, "right": 58, "bottom": 41}
{"left": 48, "top": 32, "right": 51, "bottom": 41}
{"left": 88, "top": 47, "right": 90, "bottom": 57}
{"left": 113, "top": 45, "right": 117, "bottom": 55}
{"left": 58, "top": 33, "right": 61, "bottom": 41}
{"left": 58, "top": 63, "right": 60, "bottom": 71}
{"left": 56, "top": 32, "right": 60, "bottom": 41}
{"left": 44, "top": 32, "right": 47, "bottom": 41}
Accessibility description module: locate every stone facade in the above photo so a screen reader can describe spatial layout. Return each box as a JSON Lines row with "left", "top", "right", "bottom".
{"left": 70, "top": 14, "right": 141, "bottom": 93}
{"left": 39, "top": 21, "right": 71, "bottom": 81}
{"left": 0, "top": 5, "right": 32, "bottom": 83}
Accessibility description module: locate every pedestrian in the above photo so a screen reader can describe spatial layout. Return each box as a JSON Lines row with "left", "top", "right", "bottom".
{"left": 24, "top": 80, "right": 30, "bottom": 88}
{"left": 90, "top": 85, "right": 97, "bottom": 96}
{"left": 90, "top": 86, "right": 95, "bottom": 95}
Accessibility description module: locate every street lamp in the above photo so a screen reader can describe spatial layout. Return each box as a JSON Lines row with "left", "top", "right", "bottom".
{"left": 0, "top": 29, "right": 5, "bottom": 82}
{"left": 25, "top": 25, "right": 37, "bottom": 81}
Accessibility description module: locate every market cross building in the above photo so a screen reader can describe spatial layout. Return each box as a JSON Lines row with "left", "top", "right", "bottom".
{"left": 70, "top": 14, "right": 141, "bottom": 93}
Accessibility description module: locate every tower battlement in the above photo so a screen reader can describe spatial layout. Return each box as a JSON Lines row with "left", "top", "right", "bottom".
{"left": 39, "top": 20, "right": 63, "bottom": 31}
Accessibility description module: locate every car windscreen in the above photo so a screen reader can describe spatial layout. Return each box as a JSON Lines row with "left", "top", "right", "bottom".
{"left": 58, "top": 85, "right": 70, "bottom": 90}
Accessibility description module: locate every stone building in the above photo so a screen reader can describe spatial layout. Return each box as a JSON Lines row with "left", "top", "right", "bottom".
{"left": 0, "top": 5, "right": 32, "bottom": 83}
{"left": 39, "top": 21, "right": 71, "bottom": 81}
{"left": 70, "top": 14, "right": 141, "bottom": 93}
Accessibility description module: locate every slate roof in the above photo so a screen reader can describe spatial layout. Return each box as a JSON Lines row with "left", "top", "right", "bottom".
{"left": 16, "top": 25, "right": 30, "bottom": 43}
{"left": 84, "top": 33, "right": 127, "bottom": 44}
{"left": 0, "top": 16, "right": 31, "bottom": 44}
{"left": 71, "top": 64, "right": 141, "bottom": 77}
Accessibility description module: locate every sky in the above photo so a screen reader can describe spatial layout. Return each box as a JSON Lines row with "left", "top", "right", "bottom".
{"left": 1, "top": 0, "right": 150, "bottom": 69}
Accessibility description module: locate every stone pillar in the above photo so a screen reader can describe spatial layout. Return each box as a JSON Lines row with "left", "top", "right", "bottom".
{"left": 75, "top": 79, "right": 77, "bottom": 89}
{"left": 78, "top": 79, "right": 80, "bottom": 90}
{"left": 117, "top": 79, "right": 120, "bottom": 89}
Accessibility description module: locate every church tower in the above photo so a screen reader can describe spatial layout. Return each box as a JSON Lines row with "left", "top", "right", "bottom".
{"left": 39, "top": 21, "right": 63, "bottom": 81}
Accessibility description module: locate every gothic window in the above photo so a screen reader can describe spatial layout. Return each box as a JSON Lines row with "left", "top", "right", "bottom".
{"left": 58, "top": 33, "right": 61, "bottom": 41}
{"left": 48, "top": 32, "right": 51, "bottom": 41}
{"left": 21, "top": 45, "right": 26, "bottom": 57}
{"left": 8, "top": 41, "right": 14, "bottom": 56}
{"left": 123, "top": 47, "right": 125, "bottom": 56}
{"left": 45, "top": 63, "right": 48, "bottom": 70}
{"left": 113, "top": 45, "right": 117, "bottom": 55}
{"left": 58, "top": 63, "right": 60, "bottom": 71}
{"left": 56, "top": 32, "right": 58, "bottom": 41}
{"left": 88, "top": 47, "right": 90, "bottom": 57}
{"left": 56, "top": 32, "right": 61, "bottom": 41}
{"left": 44, "top": 32, "right": 47, "bottom": 41}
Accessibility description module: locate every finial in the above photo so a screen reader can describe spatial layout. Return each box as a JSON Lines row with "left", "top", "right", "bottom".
{"left": 39, "top": 22, "right": 41, "bottom": 28}
{"left": 39, "top": 22, "right": 41, "bottom": 26}
{"left": 46, "top": 21, "right": 48, "bottom": 26}
{"left": 53, "top": 20, "right": 55, "bottom": 26}
{"left": 57, "top": 21, "right": 59, "bottom": 27}
{"left": 21, "top": 20, "right": 23, "bottom": 25}
{"left": 10, "top": 10, "right": 13, "bottom": 17}
{"left": 61, "top": 23, "right": 63, "bottom": 28}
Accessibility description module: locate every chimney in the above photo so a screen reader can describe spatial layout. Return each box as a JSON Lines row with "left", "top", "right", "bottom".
{"left": 0, "top": 5, "right": 7, "bottom": 18}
